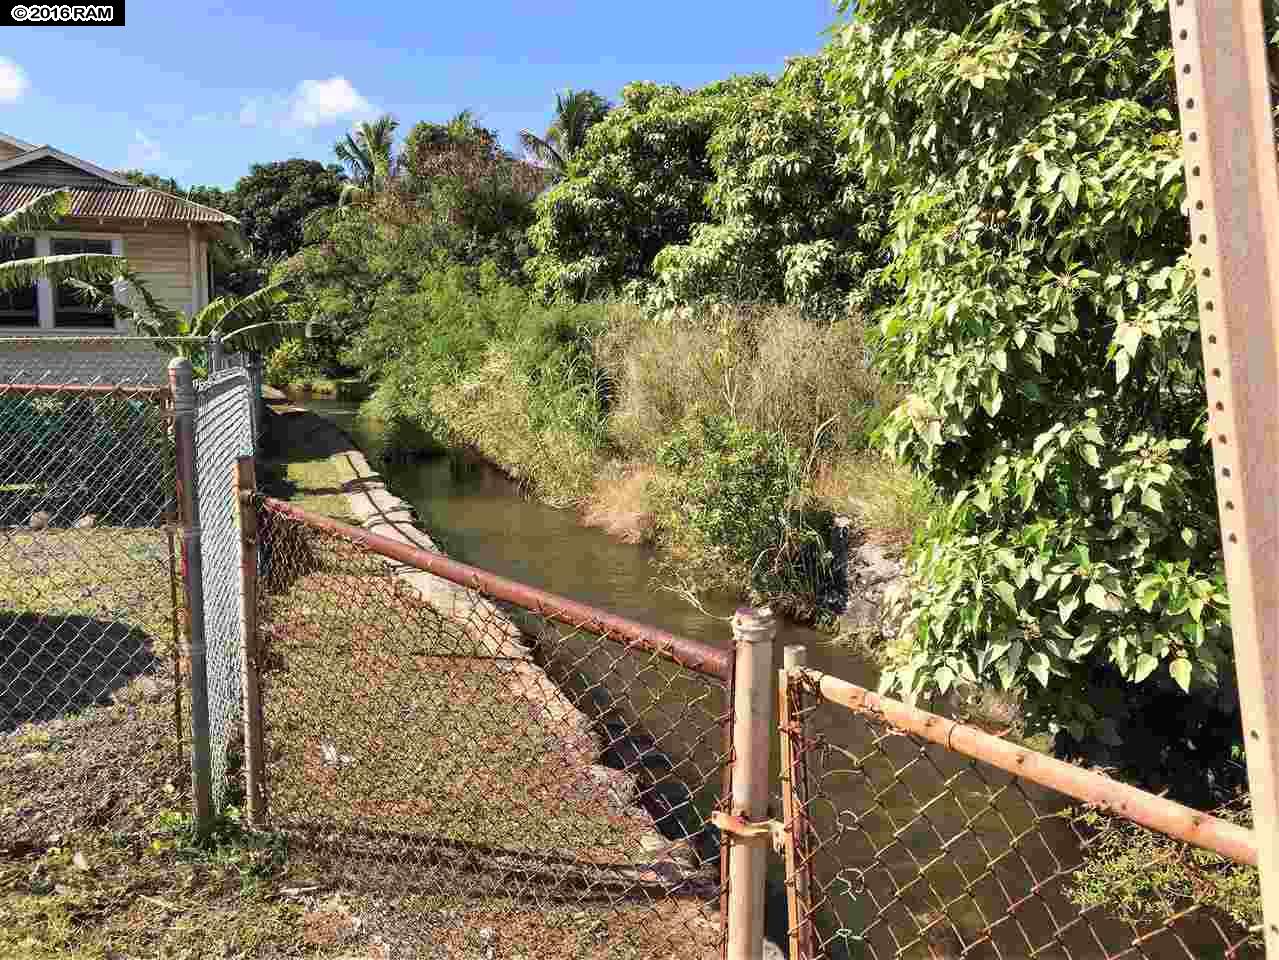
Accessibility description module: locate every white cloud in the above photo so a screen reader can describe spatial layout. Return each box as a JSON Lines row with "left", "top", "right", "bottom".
{"left": 0, "top": 57, "right": 29, "bottom": 104}
{"left": 125, "top": 130, "right": 168, "bottom": 171}
{"left": 238, "top": 76, "right": 375, "bottom": 131}
{"left": 288, "top": 76, "right": 373, "bottom": 128}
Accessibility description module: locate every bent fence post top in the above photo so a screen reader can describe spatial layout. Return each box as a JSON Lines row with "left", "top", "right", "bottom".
{"left": 1172, "top": 2, "right": 1279, "bottom": 952}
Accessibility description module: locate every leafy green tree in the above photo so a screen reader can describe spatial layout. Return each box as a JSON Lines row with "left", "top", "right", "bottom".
{"left": 650, "top": 53, "right": 888, "bottom": 317}
{"left": 231, "top": 159, "right": 344, "bottom": 258}
{"left": 519, "top": 88, "right": 611, "bottom": 178}
{"left": 526, "top": 76, "right": 771, "bottom": 301}
{"left": 116, "top": 169, "right": 183, "bottom": 194}
{"left": 825, "top": 0, "right": 1231, "bottom": 756}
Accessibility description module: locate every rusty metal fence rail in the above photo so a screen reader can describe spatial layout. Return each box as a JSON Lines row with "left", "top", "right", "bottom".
{"left": 243, "top": 495, "right": 735, "bottom": 957}
{"left": 779, "top": 669, "right": 1262, "bottom": 960}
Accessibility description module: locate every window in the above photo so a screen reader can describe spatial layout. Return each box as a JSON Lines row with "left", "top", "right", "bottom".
{"left": 51, "top": 237, "right": 116, "bottom": 329}
{"left": 0, "top": 236, "right": 37, "bottom": 328}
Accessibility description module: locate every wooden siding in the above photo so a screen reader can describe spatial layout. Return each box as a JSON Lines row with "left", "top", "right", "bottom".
{"left": 3, "top": 156, "right": 111, "bottom": 188}
{"left": 120, "top": 225, "right": 195, "bottom": 327}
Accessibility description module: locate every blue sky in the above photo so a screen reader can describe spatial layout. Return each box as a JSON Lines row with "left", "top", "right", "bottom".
{"left": 0, "top": 1, "right": 843, "bottom": 188}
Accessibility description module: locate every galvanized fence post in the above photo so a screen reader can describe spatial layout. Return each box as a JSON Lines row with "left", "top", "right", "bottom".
{"left": 250, "top": 353, "right": 264, "bottom": 449}
{"left": 169, "top": 357, "right": 213, "bottom": 833}
{"left": 779, "top": 644, "right": 814, "bottom": 960}
{"left": 726, "top": 606, "right": 777, "bottom": 960}
{"left": 234, "top": 455, "right": 266, "bottom": 825}
{"left": 207, "top": 334, "right": 223, "bottom": 375}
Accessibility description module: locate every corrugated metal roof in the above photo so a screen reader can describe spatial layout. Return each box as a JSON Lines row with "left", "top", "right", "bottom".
{"left": 0, "top": 182, "right": 237, "bottom": 224}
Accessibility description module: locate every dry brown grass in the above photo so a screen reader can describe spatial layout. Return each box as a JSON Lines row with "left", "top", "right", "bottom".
{"left": 810, "top": 453, "right": 937, "bottom": 547}
{"left": 581, "top": 463, "right": 663, "bottom": 545}
{"left": 596, "top": 303, "right": 896, "bottom": 460}
{"left": 1, "top": 526, "right": 726, "bottom": 959}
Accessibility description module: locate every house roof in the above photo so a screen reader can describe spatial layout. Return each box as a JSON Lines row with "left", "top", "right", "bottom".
{"left": 0, "top": 133, "right": 238, "bottom": 226}
{"left": 0, "top": 182, "right": 238, "bottom": 224}
{"left": 0, "top": 145, "right": 137, "bottom": 185}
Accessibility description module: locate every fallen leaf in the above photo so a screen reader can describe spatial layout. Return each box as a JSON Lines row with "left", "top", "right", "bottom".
{"left": 72, "top": 851, "right": 89, "bottom": 872}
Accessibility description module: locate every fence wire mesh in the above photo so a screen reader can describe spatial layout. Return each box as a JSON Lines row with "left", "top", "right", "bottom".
{"left": 250, "top": 497, "right": 732, "bottom": 958}
{"left": 193, "top": 367, "right": 255, "bottom": 809}
{"left": 219, "top": 350, "right": 263, "bottom": 443}
{"left": 781, "top": 671, "right": 1261, "bottom": 960}
{"left": 0, "top": 364, "right": 187, "bottom": 847}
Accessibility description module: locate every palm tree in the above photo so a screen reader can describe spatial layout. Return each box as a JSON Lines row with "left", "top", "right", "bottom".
{"left": 335, "top": 114, "right": 399, "bottom": 206}
{"left": 0, "top": 189, "right": 125, "bottom": 294}
{"left": 519, "top": 89, "right": 610, "bottom": 178}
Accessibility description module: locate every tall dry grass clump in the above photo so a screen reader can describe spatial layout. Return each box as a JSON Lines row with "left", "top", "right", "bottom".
{"left": 596, "top": 303, "right": 897, "bottom": 461}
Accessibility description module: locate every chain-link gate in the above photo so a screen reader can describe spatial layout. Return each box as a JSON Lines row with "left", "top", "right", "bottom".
{"left": 0, "top": 351, "right": 188, "bottom": 844}
{"left": 246, "top": 496, "right": 734, "bottom": 957}
{"left": 190, "top": 367, "right": 255, "bottom": 809}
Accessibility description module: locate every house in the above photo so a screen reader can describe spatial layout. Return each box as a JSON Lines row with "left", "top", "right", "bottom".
{"left": 0, "top": 131, "right": 240, "bottom": 384}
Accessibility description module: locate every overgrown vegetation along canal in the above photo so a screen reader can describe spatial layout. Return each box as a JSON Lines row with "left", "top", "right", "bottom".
{"left": 288, "top": 401, "right": 1259, "bottom": 958}
{"left": 295, "top": 398, "right": 878, "bottom": 948}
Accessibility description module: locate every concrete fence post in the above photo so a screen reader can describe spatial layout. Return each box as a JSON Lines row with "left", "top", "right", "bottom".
{"left": 726, "top": 606, "right": 778, "bottom": 960}
{"left": 169, "top": 357, "right": 213, "bottom": 834}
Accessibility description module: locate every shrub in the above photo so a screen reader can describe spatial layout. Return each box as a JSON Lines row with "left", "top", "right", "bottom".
{"left": 825, "top": 0, "right": 1236, "bottom": 749}
{"left": 649, "top": 414, "right": 831, "bottom": 616}
{"left": 264, "top": 339, "right": 316, "bottom": 387}
{"left": 1068, "top": 795, "right": 1259, "bottom": 939}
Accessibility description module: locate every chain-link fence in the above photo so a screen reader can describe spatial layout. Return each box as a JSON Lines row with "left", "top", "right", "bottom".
{"left": 248, "top": 495, "right": 733, "bottom": 958}
{"left": 191, "top": 367, "right": 256, "bottom": 809}
{"left": 0, "top": 351, "right": 188, "bottom": 844}
{"left": 779, "top": 669, "right": 1261, "bottom": 960}
{"left": 218, "top": 349, "right": 264, "bottom": 443}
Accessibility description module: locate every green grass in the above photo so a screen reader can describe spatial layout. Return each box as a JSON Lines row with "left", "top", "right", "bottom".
{"left": 0, "top": 528, "right": 176, "bottom": 651}
{"left": 257, "top": 406, "right": 355, "bottom": 520}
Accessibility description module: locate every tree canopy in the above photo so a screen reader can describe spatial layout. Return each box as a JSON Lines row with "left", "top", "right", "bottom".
{"left": 231, "top": 158, "right": 345, "bottom": 258}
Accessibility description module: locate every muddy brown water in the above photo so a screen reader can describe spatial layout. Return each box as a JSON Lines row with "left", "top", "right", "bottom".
{"left": 298, "top": 399, "right": 1244, "bottom": 960}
